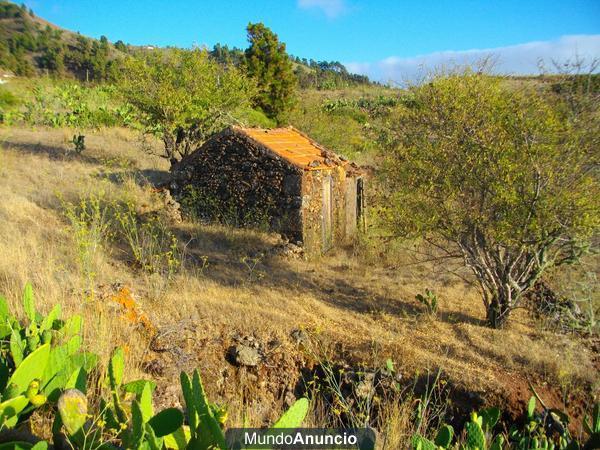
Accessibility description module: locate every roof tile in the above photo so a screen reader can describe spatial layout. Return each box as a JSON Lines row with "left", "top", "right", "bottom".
{"left": 239, "top": 127, "right": 343, "bottom": 170}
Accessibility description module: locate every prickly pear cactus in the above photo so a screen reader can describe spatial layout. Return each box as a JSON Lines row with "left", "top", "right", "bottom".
{"left": 466, "top": 413, "right": 487, "bottom": 450}
{"left": 583, "top": 403, "right": 600, "bottom": 449}
{"left": 210, "top": 403, "right": 228, "bottom": 427}
{"left": 41, "top": 330, "right": 52, "bottom": 345}
{"left": 3, "top": 383, "right": 20, "bottom": 400}
{"left": 58, "top": 389, "right": 88, "bottom": 435}
{"left": 271, "top": 397, "right": 309, "bottom": 429}
{"left": 435, "top": 424, "right": 454, "bottom": 448}
{"left": 411, "top": 434, "right": 436, "bottom": 450}
{"left": 26, "top": 379, "right": 46, "bottom": 407}
{"left": 489, "top": 435, "right": 504, "bottom": 450}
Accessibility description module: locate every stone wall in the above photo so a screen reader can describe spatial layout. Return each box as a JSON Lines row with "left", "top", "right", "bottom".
{"left": 301, "top": 166, "right": 358, "bottom": 255}
{"left": 170, "top": 129, "right": 304, "bottom": 242}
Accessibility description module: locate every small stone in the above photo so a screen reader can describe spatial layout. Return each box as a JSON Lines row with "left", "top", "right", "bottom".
{"left": 230, "top": 344, "right": 261, "bottom": 367}
{"left": 355, "top": 372, "right": 376, "bottom": 400}
{"left": 142, "top": 358, "right": 165, "bottom": 376}
{"left": 284, "top": 390, "right": 296, "bottom": 407}
{"left": 290, "top": 329, "right": 309, "bottom": 346}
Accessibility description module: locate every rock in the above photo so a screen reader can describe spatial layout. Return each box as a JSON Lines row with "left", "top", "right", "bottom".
{"left": 284, "top": 390, "right": 297, "bottom": 407}
{"left": 161, "top": 189, "right": 183, "bottom": 223}
{"left": 355, "top": 372, "right": 376, "bottom": 400}
{"left": 160, "top": 384, "right": 182, "bottom": 410}
{"left": 270, "top": 242, "right": 304, "bottom": 259}
{"left": 230, "top": 344, "right": 262, "bottom": 367}
{"left": 290, "top": 329, "right": 309, "bottom": 346}
{"left": 142, "top": 358, "right": 166, "bottom": 377}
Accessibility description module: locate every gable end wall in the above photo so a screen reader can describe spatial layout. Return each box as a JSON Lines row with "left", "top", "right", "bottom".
{"left": 171, "top": 131, "right": 304, "bottom": 241}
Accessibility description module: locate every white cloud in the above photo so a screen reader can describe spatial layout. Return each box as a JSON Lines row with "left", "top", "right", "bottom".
{"left": 297, "top": 0, "right": 347, "bottom": 18}
{"left": 345, "top": 35, "right": 600, "bottom": 85}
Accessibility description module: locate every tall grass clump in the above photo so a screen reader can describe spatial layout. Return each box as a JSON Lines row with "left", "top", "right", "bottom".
{"left": 62, "top": 191, "right": 181, "bottom": 300}
{"left": 61, "top": 191, "right": 114, "bottom": 299}
{"left": 114, "top": 201, "right": 180, "bottom": 278}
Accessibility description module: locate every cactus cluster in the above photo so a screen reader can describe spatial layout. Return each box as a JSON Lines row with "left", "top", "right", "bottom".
{"left": 55, "top": 351, "right": 309, "bottom": 449}
{"left": 412, "top": 396, "right": 600, "bottom": 450}
{"left": 415, "top": 289, "right": 439, "bottom": 316}
{"left": 0, "top": 283, "right": 94, "bottom": 433}
{"left": 0, "top": 284, "right": 311, "bottom": 449}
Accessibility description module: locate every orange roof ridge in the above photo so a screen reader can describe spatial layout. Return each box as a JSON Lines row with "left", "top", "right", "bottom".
{"left": 235, "top": 126, "right": 346, "bottom": 170}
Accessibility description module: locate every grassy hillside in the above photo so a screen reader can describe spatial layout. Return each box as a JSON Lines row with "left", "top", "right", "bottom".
{"left": 0, "top": 1, "right": 127, "bottom": 80}
{"left": 0, "top": 2, "right": 598, "bottom": 448}
{"left": 0, "top": 123, "right": 597, "bottom": 444}
{"left": 0, "top": 0, "right": 376, "bottom": 92}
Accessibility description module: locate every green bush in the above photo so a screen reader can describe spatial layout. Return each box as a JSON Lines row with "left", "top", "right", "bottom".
{"left": 0, "top": 86, "right": 18, "bottom": 108}
{"left": 11, "top": 81, "right": 135, "bottom": 129}
{"left": 0, "top": 85, "right": 19, "bottom": 124}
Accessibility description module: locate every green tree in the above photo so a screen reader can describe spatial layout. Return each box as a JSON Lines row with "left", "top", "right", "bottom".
{"left": 114, "top": 40, "right": 128, "bottom": 53}
{"left": 244, "top": 22, "right": 296, "bottom": 122}
{"left": 39, "top": 43, "right": 65, "bottom": 75}
{"left": 118, "top": 48, "right": 254, "bottom": 166}
{"left": 12, "top": 49, "right": 34, "bottom": 76}
{"left": 380, "top": 70, "right": 599, "bottom": 328}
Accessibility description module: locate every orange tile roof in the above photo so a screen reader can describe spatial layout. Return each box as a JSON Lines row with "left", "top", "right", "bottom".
{"left": 239, "top": 127, "right": 343, "bottom": 170}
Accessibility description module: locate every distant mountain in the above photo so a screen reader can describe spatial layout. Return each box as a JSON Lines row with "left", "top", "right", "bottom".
{"left": 208, "top": 43, "right": 372, "bottom": 89}
{"left": 0, "top": 0, "right": 372, "bottom": 88}
{"left": 0, "top": 0, "right": 127, "bottom": 81}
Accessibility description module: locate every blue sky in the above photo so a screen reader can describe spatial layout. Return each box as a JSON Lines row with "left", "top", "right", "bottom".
{"left": 23, "top": 0, "right": 600, "bottom": 82}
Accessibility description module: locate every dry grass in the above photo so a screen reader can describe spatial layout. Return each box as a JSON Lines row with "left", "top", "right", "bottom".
{"left": 0, "top": 126, "right": 597, "bottom": 443}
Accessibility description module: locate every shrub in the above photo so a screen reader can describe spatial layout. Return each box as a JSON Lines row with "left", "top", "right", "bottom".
{"left": 0, "top": 85, "right": 18, "bottom": 108}
{"left": 114, "top": 202, "right": 181, "bottom": 278}
{"left": 63, "top": 193, "right": 181, "bottom": 282}
{"left": 62, "top": 192, "right": 114, "bottom": 297}
{"left": 380, "top": 69, "right": 599, "bottom": 328}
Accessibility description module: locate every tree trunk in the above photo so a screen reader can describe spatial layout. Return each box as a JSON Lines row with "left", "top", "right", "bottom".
{"left": 485, "top": 286, "right": 515, "bottom": 328}
{"left": 457, "top": 227, "right": 551, "bottom": 328}
{"left": 163, "top": 133, "right": 180, "bottom": 168}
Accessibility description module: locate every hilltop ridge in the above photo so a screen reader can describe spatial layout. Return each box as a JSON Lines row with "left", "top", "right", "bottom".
{"left": 0, "top": 0, "right": 372, "bottom": 89}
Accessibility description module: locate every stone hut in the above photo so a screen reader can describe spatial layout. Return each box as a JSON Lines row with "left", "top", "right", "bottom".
{"left": 170, "top": 126, "right": 365, "bottom": 254}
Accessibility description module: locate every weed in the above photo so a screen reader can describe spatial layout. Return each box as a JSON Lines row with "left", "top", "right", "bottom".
{"left": 412, "top": 369, "right": 449, "bottom": 439}
{"left": 240, "top": 253, "right": 266, "bottom": 283}
{"left": 115, "top": 202, "right": 180, "bottom": 278}
{"left": 71, "top": 133, "right": 86, "bottom": 154}
{"left": 416, "top": 289, "right": 439, "bottom": 316}
{"left": 62, "top": 192, "right": 114, "bottom": 299}
{"left": 302, "top": 342, "right": 402, "bottom": 430}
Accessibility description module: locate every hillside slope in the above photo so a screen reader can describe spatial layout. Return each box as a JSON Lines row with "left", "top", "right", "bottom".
{"left": 1, "top": 0, "right": 375, "bottom": 90}
{"left": 1, "top": 0, "right": 127, "bottom": 81}
{"left": 0, "top": 125, "right": 596, "bottom": 442}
